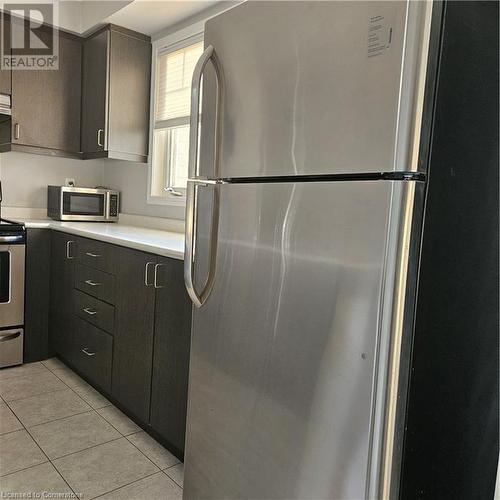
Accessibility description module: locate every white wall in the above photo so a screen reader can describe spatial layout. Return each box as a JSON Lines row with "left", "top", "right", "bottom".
{"left": 0, "top": 152, "right": 103, "bottom": 209}
{"left": 101, "top": 159, "right": 185, "bottom": 219}
{"left": 0, "top": 152, "right": 184, "bottom": 219}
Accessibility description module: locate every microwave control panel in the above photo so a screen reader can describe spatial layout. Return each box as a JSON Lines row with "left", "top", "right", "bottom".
{"left": 109, "top": 194, "right": 119, "bottom": 217}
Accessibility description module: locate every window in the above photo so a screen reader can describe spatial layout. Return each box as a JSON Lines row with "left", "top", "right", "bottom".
{"left": 149, "top": 37, "right": 204, "bottom": 204}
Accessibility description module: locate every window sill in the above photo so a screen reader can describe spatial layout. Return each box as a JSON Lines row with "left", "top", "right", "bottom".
{"left": 147, "top": 194, "right": 187, "bottom": 207}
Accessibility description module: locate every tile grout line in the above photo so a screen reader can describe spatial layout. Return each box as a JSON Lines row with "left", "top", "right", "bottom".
{"left": 3, "top": 360, "right": 182, "bottom": 497}
{"left": 3, "top": 399, "right": 80, "bottom": 498}
{"left": 49, "top": 434, "right": 124, "bottom": 462}
{"left": 0, "top": 363, "right": 50, "bottom": 381}
{"left": 91, "top": 470, "right": 165, "bottom": 499}
{"left": 41, "top": 358, "right": 112, "bottom": 411}
{"left": 123, "top": 432, "right": 166, "bottom": 471}
{"left": 162, "top": 465, "right": 184, "bottom": 489}
{"left": 90, "top": 402, "right": 178, "bottom": 473}
{"left": 1, "top": 387, "right": 69, "bottom": 404}
{"left": 24, "top": 408, "right": 95, "bottom": 431}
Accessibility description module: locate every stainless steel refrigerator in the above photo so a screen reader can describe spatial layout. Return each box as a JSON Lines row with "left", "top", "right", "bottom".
{"left": 183, "top": 1, "right": 437, "bottom": 498}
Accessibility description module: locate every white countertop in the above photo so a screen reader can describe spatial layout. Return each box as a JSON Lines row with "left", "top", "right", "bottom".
{"left": 14, "top": 219, "right": 185, "bottom": 260}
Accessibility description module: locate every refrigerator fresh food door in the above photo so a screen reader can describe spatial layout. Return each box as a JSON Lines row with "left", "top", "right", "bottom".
{"left": 197, "top": 1, "right": 433, "bottom": 180}
{"left": 184, "top": 180, "right": 402, "bottom": 499}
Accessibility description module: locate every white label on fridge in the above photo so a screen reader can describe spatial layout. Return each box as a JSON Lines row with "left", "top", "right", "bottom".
{"left": 368, "top": 15, "right": 392, "bottom": 58}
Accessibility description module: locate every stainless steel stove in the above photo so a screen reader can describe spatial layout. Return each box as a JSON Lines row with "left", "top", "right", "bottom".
{"left": 0, "top": 218, "right": 25, "bottom": 368}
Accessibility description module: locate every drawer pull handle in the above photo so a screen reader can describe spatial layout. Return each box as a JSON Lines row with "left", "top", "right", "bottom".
{"left": 85, "top": 252, "right": 101, "bottom": 258}
{"left": 85, "top": 279, "right": 101, "bottom": 287}
{"left": 83, "top": 307, "right": 98, "bottom": 315}
{"left": 82, "top": 348, "right": 96, "bottom": 357}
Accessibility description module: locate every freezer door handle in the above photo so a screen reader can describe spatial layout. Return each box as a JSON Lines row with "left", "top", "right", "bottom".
{"left": 184, "top": 180, "right": 220, "bottom": 308}
{"left": 188, "top": 44, "right": 223, "bottom": 179}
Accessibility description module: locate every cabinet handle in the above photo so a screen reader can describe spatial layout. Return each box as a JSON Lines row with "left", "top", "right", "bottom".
{"left": 144, "top": 262, "right": 154, "bottom": 287}
{"left": 85, "top": 279, "right": 101, "bottom": 287}
{"left": 83, "top": 307, "right": 98, "bottom": 315}
{"left": 66, "top": 240, "right": 76, "bottom": 259}
{"left": 14, "top": 123, "right": 20, "bottom": 140}
{"left": 82, "top": 347, "right": 96, "bottom": 357}
{"left": 154, "top": 263, "right": 164, "bottom": 289}
{"left": 97, "top": 129, "right": 104, "bottom": 147}
{"left": 85, "top": 252, "right": 101, "bottom": 258}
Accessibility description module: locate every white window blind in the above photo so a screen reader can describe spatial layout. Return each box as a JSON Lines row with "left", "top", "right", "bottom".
{"left": 156, "top": 41, "right": 203, "bottom": 123}
{"left": 150, "top": 39, "right": 203, "bottom": 200}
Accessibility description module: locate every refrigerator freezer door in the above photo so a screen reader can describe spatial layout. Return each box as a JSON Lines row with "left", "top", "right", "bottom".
{"left": 199, "top": 1, "right": 432, "bottom": 179}
{"left": 184, "top": 180, "right": 395, "bottom": 499}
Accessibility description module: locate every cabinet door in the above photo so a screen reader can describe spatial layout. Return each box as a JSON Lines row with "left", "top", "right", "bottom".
{"left": 81, "top": 29, "right": 108, "bottom": 155}
{"left": 11, "top": 31, "right": 82, "bottom": 153}
{"left": 107, "top": 29, "right": 151, "bottom": 159}
{"left": 25, "top": 229, "right": 51, "bottom": 362}
{"left": 150, "top": 257, "right": 192, "bottom": 456}
{"left": 0, "top": 15, "right": 11, "bottom": 95}
{"left": 113, "top": 247, "right": 156, "bottom": 422}
{"left": 49, "top": 232, "right": 78, "bottom": 362}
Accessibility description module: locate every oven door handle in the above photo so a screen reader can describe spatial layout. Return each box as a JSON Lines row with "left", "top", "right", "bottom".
{"left": 0, "top": 235, "right": 24, "bottom": 243}
{"left": 0, "top": 331, "right": 21, "bottom": 342}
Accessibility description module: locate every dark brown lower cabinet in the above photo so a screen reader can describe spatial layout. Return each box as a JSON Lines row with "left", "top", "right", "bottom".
{"left": 112, "top": 246, "right": 156, "bottom": 423}
{"left": 47, "top": 233, "right": 192, "bottom": 458}
{"left": 150, "top": 257, "right": 192, "bottom": 457}
{"left": 49, "top": 231, "right": 79, "bottom": 363}
{"left": 24, "top": 229, "right": 51, "bottom": 362}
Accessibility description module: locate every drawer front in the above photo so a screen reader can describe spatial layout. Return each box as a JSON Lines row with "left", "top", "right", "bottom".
{"left": 74, "top": 290, "right": 115, "bottom": 334}
{"left": 75, "top": 264, "right": 116, "bottom": 304}
{"left": 74, "top": 317, "right": 113, "bottom": 393}
{"left": 80, "top": 238, "right": 116, "bottom": 274}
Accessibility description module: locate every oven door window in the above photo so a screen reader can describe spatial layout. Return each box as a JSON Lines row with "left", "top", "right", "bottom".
{"left": 63, "top": 193, "right": 104, "bottom": 216}
{"left": 0, "top": 250, "right": 10, "bottom": 303}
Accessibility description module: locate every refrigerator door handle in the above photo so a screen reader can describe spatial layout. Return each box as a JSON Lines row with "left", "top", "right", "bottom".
{"left": 188, "top": 44, "right": 223, "bottom": 180}
{"left": 184, "top": 180, "right": 220, "bottom": 308}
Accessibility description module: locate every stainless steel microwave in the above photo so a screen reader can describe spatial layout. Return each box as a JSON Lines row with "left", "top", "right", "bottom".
{"left": 47, "top": 186, "right": 120, "bottom": 222}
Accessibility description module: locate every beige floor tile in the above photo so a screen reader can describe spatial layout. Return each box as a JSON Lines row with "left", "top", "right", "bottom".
{"left": 9, "top": 389, "right": 91, "bottom": 428}
{"left": 0, "top": 371, "right": 66, "bottom": 402}
{"left": 71, "top": 382, "right": 111, "bottom": 410}
{"left": 127, "top": 431, "right": 180, "bottom": 469}
{"left": 97, "top": 471, "right": 182, "bottom": 499}
{"left": 29, "top": 411, "right": 121, "bottom": 460}
{"left": 0, "top": 403, "right": 23, "bottom": 435}
{"left": 0, "top": 462, "right": 73, "bottom": 497}
{"left": 97, "top": 406, "right": 141, "bottom": 436}
{"left": 0, "top": 362, "right": 47, "bottom": 382}
{"left": 0, "top": 429, "right": 47, "bottom": 476}
{"left": 51, "top": 367, "right": 86, "bottom": 388}
{"left": 41, "top": 357, "right": 67, "bottom": 372}
{"left": 164, "top": 463, "right": 184, "bottom": 488}
{"left": 53, "top": 438, "right": 159, "bottom": 499}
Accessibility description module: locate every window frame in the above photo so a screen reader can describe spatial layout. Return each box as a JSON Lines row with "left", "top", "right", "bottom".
{"left": 147, "top": 29, "right": 204, "bottom": 207}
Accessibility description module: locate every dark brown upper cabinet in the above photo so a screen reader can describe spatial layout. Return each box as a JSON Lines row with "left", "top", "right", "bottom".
{"left": 81, "top": 25, "right": 151, "bottom": 163}
{"left": 0, "top": 15, "right": 11, "bottom": 95}
{"left": 10, "top": 28, "right": 82, "bottom": 158}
